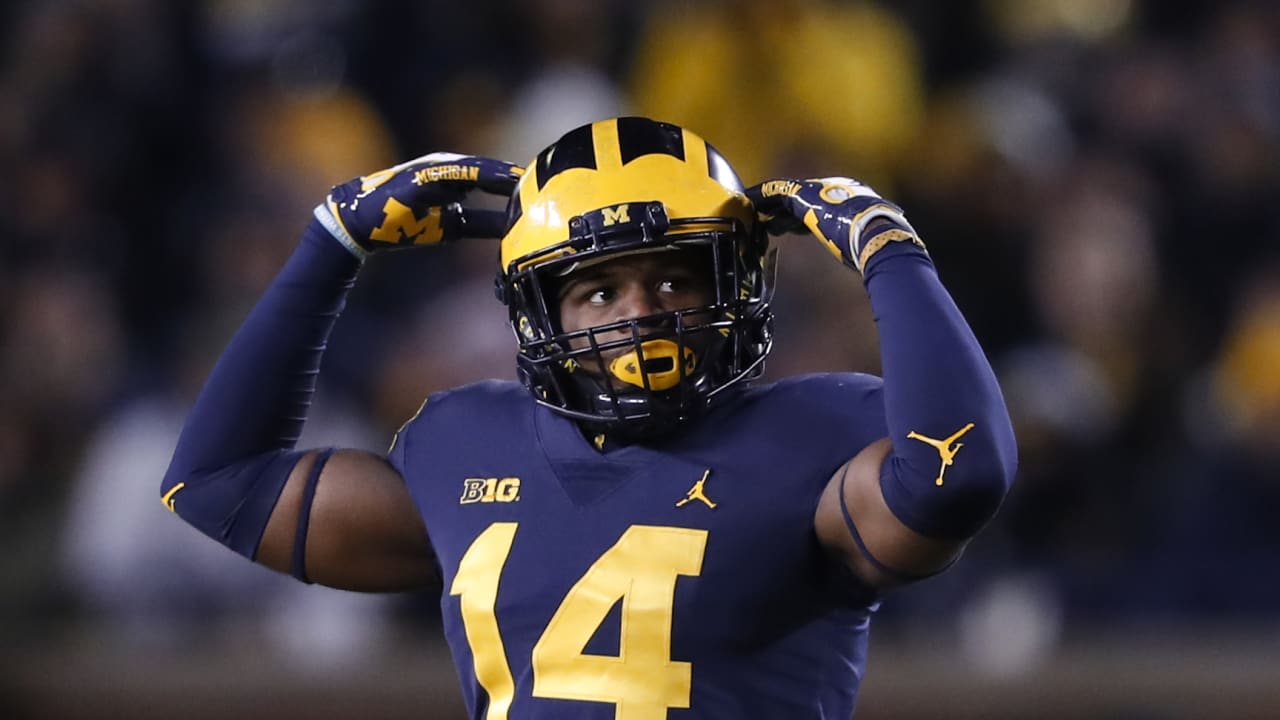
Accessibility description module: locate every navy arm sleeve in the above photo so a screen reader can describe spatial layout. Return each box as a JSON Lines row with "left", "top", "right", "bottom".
{"left": 864, "top": 242, "right": 1017, "bottom": 539}
{"left": 159, "top": 219, "right": 360, "bottom": 558}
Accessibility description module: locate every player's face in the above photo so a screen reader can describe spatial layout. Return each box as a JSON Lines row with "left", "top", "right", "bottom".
{"left": 557, "top": 250, "right": 714, "bottom": 355}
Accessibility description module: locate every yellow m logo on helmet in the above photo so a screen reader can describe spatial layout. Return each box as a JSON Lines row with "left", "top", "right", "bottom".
{"left": 601, "top": 204, "right": 632, "bottom": 226}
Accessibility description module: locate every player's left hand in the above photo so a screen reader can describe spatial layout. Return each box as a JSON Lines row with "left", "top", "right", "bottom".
{"left": 744, "top": 177, "right": 925, "bottom": 273}
{"left": 314, "top": 153, "right": 523, "bottom": 260}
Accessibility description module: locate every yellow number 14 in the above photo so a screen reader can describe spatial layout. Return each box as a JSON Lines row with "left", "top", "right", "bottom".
{"left": 450, "top": 523, "right": 709, "bottom": 720}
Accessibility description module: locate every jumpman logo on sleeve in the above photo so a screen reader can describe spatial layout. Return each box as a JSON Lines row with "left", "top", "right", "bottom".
{"left": 906, "top": 423, "right": 975, "bottom": 486}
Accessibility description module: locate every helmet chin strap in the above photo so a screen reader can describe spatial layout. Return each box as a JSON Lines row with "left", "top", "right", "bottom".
{"left": 582, "top": 374, "right": 716, "bottom": 442}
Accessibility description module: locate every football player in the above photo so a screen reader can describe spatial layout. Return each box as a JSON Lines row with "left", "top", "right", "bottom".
{"left": 161, "top": 117, "right": 1016, "bottom": 718}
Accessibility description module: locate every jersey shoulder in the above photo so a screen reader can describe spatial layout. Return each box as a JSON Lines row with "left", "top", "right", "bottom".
{"left": 388, "top": 380, "right": 532, "bottom": 462}
{"left": 740, "top": 372, "right": 884, "bottom": 428}
{"left": 408, "top": 379, "right": 528, "bottom": 424}
{"left": 759, "top": 371, "right": 883, "bottom": 404}
{"left": 683, "top": 372, "right": 887, "bottom": 474}
{"left": 428, "top": 378, "right": 527, "bottom": 404}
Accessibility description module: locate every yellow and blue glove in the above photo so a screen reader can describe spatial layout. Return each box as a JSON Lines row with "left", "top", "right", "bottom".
{"left": 313, "top": 153, "right": 523, "bottom": 260}
{"left": 745, "top": 177, "right": 925, "bottom": 273}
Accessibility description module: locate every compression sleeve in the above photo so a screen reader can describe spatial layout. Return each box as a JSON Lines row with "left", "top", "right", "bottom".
{"left": 159, "top": 218, "right": 360, "bottom": 558}
{"left": 863, "top": 242, "right": 1017, "bottom": 539}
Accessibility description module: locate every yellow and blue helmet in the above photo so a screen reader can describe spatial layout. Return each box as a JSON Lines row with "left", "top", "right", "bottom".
{"left": 496, "top": 117, "right": 774, "bottom": 435}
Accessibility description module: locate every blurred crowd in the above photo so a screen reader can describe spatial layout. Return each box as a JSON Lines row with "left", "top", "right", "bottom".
{"left": 2, "top": 0, "right": 1278, "bottom": 675}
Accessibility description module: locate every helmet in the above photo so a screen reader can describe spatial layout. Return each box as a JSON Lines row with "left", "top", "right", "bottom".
{"left": 496, "top": 117, "right": 774, "bottom": 436}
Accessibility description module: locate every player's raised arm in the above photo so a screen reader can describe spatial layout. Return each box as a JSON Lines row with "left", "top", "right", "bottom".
{"left": 159, "top": 154, "right": 521, "bottom": 591}
{"left": 747, "top": 177, "right": 1017, "bottom": 588}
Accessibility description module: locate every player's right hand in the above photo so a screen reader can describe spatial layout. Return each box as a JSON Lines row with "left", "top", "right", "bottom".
{"left": 313, "top": 153, "right": 523, "bottom": 259}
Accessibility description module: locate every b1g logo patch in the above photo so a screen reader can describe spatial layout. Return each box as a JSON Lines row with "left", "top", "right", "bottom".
{"left": 460, "top": 477, "right": 522, "bottom": 504}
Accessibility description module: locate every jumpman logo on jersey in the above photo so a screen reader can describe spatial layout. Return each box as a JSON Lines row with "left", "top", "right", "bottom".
{"left": 906, "top": 423, "right": 975, "bottom": 486}
{"left": 676, "top": 470, "right": 717, "bottom": 509}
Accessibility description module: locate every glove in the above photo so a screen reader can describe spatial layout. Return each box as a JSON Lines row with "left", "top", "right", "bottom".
{"left": 745, "top": 177, "right": 925, "bottom": 273}
{"left": 313, "top": 153, "right": 523, "bottom": 260}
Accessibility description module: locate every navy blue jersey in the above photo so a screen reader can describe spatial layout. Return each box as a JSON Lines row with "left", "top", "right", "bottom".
{"left": 388, "top": 373, "right": 888, "bottom": 719}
